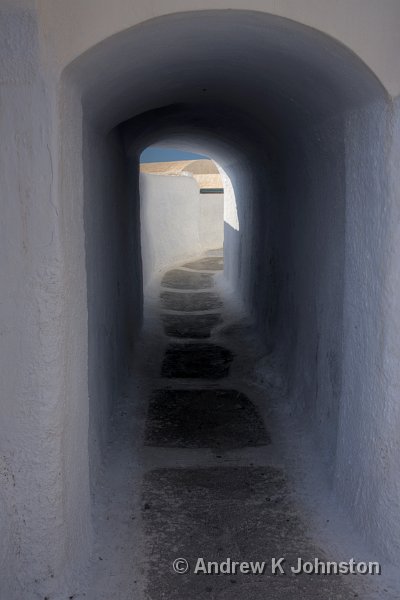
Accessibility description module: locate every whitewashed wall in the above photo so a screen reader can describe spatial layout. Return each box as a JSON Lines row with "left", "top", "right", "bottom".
{"left": 140, "top": 173, "right": 223, "bottom": 288}
{"left": 199, "top": 192, "right": 224, "bottom": 251}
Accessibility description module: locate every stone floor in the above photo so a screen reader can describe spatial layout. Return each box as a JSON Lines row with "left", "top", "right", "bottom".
{"left": 140, "top": 251, "right": 357, "bottom": 600}
{"left": 77, "top": 250, "right": 387, "bottom": 600}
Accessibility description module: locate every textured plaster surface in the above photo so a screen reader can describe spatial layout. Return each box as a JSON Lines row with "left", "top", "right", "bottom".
{"left": 140, "top": 173, "right": 202, "bottom": 288}
{"left": 83, "top": 125, "right": 139, "bottom": 490}
{"left": 0, "top": 4, "right": 92, "bottom": 597}
{"left": 199, "top": 193, "right": 224, "bottom": 250}
{"left": 140, "top": 172, "right": 223, "bottom": 289}
{"left": 37, "top": 0, "right": 400, "bottom": 96}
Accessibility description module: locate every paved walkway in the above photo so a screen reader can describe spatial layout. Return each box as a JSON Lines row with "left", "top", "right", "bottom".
{"left": 77, "top": 250, "right": 387, "bottom": 600}
{"left": 140, "top": 251, "right": 356, "bottom": 599}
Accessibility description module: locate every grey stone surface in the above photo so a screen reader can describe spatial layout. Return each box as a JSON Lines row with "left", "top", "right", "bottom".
{"left": 183, "top": 257, "right": 224, "bottom": 271}
{"left": 161, "top": 269, "right": 214, "bottom": 289}
{"left": 161, "top": 313, "right": 221, "bottom": 338}
{"left": 161, "top": 343, "right": 233, "bottom": 379}
{"left": 142, "top": 467, "right": 354, "bottom": 600}
{"left": 160, "top": 291, "right": 223, "bottom": 312}
{"left": 145, "top": 389, "right": 270, "bottom": 449}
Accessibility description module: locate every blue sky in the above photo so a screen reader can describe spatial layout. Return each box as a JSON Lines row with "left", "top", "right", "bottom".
{"left": 140, "top": 147, "right": 207, "bottom": 163}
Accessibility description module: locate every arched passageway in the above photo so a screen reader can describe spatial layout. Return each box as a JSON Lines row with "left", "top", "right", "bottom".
{"left": 1, "top": 6, "right": 400, "bottom": 599}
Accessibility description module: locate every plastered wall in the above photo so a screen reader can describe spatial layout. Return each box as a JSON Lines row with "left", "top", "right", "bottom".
{"left": 0, "top": 6, "right": 89, "bottom": 596}
{"left": 83, "top": 125, "right": 140, "bottom": 489}
{"left": 140, "top": 172, "right": 224, "bottom": 288}
{"left": 199, "top": 192, "right": 224, "bottom": 250}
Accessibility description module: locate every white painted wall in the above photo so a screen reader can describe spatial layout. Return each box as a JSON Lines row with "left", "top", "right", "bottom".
{"left": 37, "top": 0, "right": 400, "bottom": 97}
{"left": 140, "top": 173, "right": 202, "bottom": 287}
{"left": 140, "top": 173, "right": 223, "bottom": 288}
{"left": 199, "top": 192, "right": 224, "bottom": 251}
{"left": 0, "top": 6, "right": 91, "bottom": 597}
{"left": 83, "top": 126, "right": 140, "bottom": 491}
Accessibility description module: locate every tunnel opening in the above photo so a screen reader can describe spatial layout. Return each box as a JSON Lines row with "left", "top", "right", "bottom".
{"left": 138, "top": 144, "right": 226, "bottom": 290}
{"left": 55, "top": 9, "right": 397, "bottom": 597}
